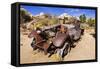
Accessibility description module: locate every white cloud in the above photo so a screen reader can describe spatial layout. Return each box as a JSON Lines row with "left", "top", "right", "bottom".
{"left": 64, "top": 9, "right": 80, "bottom": 13}
{"left": 70, "top": 9, "right": 80, "bottom": 12}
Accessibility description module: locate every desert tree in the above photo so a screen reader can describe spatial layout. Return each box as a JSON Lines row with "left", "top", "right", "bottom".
{"left": 79, "top": 14, "right": 86, "bottom": 23}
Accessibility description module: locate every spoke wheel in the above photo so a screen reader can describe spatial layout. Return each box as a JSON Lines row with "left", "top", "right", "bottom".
{"left": 62, "top": 44, "right": 71, "bottom": 58}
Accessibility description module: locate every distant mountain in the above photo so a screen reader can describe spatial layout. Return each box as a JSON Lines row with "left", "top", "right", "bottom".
{"left": 58, "top": 13, "right": 72, "bottom": 19}
{"left": 35, "top": 12, "right": 45, "bottom": 17}
{"left": 35, "top": 12, "right": 52, "bottom": 19}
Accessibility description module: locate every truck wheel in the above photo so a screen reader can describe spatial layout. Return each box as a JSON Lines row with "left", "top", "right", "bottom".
{"left": 62, "top": 44, "right": 71, "bottom": 58}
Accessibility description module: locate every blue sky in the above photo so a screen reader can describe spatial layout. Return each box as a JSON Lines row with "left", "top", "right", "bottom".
{"left": 21, "top": 5, "right": 96, "bottom": 18}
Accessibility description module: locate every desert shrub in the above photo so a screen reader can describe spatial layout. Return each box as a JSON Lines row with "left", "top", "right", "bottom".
{"left": 33, "top": 18, "right": 58, "bottom": 29}
{"left": 49, "top": 18, "right": 58, "bottom": 25}
{"left": 20, "top": 8, "right": 32, "bottom": 23}
{"left": 80, "top": 23, "right": 90, "bottom": 29}
{"left": 87, "top": 18, "right": 95, "bottom": 27}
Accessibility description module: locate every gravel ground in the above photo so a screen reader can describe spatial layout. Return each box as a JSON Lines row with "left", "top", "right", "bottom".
{"left": 20, "top": 30, "right": 96, "bottom": 64}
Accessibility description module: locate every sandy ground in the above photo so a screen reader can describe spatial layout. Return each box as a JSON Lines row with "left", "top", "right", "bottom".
{"left": 20, "top": 30, "right": 95, "bottom": 64}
